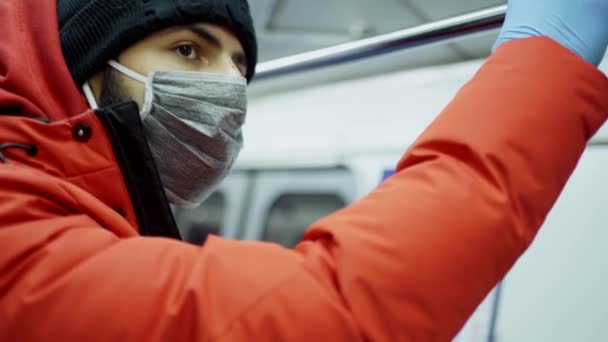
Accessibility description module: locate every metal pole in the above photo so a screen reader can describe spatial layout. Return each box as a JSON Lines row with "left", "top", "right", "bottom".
{"left": 254, "top": 4, "right": 507, "bottom": 81}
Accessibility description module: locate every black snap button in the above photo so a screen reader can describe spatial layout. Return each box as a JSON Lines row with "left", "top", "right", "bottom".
{"left": 26, "top": 145, "right": 38, "bottom": 157}
{"left": 72, "top": 123, "right": 92, "bottom": 142}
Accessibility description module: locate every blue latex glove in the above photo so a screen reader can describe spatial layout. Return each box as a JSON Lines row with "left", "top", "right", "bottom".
{"left": 493, "top": 0, "right": 608, "bottom": 66}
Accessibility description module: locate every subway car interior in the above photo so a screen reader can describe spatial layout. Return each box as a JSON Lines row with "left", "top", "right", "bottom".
{"left": 173, "top": 1, "right": 608, "bottom": 341}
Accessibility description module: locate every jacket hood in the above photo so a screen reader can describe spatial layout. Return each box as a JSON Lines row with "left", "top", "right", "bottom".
{"left": 0, "top": 0, "right": 183, "bottom": 237}
{"left": 0, "top": 0, "right": 88, "bottom": 120}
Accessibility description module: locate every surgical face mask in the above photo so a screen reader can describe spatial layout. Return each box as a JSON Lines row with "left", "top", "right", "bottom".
{"left": 83, "top": 61, "right": 247, "bottom": 208}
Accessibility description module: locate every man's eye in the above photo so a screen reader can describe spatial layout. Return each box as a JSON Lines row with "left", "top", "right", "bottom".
{"left": 175, "top": 44, "right": 198, "bottom": 59}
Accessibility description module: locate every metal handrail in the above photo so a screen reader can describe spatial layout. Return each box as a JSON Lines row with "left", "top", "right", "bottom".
{"left": 254, "top": 4, "right": 507, "bottom": 81}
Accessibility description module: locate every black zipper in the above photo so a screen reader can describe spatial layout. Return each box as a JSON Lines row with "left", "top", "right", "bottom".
{"left": 94, "top": 101, "right": 181, "bottom": 240}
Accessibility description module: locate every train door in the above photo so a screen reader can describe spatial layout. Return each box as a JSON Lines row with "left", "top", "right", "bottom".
{"left": 239, "top": 168, "right": 356, "bottom": 247}
{"left": 174, "top": 171, "right": 251, "bottom": 244}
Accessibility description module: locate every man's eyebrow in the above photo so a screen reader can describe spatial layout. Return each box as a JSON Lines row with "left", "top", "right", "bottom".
{"left": 187, "top": 25, "right": 222, "bottom": 49}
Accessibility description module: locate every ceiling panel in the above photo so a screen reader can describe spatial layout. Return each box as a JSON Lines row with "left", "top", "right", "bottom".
{"left": 249, "top": 0, "right": 506, "bottom": 79}
{"left": 250, "top": 0, "right": 277, "bottom": 29}
{"left": 267, "top": 0, "right": 423, "bottom": 36}
{"left": 406, "top": 0, "right": 505, "bottom": 20}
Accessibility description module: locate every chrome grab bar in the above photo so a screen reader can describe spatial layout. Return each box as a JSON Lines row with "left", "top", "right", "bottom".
{"left": 254, "top": 4, "right": 507, "bottom": 81}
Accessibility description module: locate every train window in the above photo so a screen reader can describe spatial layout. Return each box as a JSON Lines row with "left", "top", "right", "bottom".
{"left": 174, "top": 192, "right": 225, "bottom": 245}
{"left": 262, "top": 193, "right": 346, "bottom": 248}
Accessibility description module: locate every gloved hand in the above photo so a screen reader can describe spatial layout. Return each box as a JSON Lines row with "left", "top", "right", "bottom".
{"left": 493, "top": 0, "right": 608, "bottom": 66}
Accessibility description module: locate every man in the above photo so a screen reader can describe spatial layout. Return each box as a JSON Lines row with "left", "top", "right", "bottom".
{"left": 0, "top": 0, "right": 607, "bottom": 341}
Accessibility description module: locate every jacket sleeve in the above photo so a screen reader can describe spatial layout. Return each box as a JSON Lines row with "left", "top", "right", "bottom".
{"left": 2, "top": 37, "right": 607, "bottom": 342}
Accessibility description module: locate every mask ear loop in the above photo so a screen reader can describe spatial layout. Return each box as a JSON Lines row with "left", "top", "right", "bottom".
{"left": 107, "top": 60, "right": 153, "bottom": 118}
{"left": 107, "top": 60, "right": 148, "bottom": 83}
{"left": 82, "top": 82, "right": 99, "bottom": 110}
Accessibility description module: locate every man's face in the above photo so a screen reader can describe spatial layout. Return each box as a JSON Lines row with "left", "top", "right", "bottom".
{"left": 89, "top": 22, "right": 247, "bottom": 108}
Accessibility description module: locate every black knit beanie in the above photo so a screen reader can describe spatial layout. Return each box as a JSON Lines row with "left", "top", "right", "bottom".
{"left": 57, "top": 0, "right": 257, "bottom": 85}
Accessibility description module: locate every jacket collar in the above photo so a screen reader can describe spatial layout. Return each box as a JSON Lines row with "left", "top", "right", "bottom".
{"left": 0, "top": 102, "right": 181, "bottom": 239}
{"left": 95, "top": 102, "right": 181, "bottom": 238}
